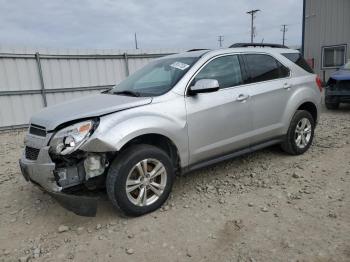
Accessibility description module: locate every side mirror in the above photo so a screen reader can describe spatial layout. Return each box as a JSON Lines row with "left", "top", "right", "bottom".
{"left": 189, "top": 79, "right": 219, "bottom": 95}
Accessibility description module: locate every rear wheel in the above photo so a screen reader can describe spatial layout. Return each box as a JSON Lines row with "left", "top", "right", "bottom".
{"left": 281, "top": 110, "right": 315, "bottom": 155}
{"left": 106, "top": 144, "right": 175, "bottom": 216}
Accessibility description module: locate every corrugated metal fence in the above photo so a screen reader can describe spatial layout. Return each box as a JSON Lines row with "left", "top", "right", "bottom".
{"left": 0, "top": 47, "right": 183, "bottom": 130}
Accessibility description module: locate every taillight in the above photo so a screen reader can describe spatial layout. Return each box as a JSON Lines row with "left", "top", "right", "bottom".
{"left": 316, "top": 76, "right": 323, "bottom": 92}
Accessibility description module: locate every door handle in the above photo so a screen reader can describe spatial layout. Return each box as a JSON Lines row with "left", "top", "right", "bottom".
{"left": 283, "top": 83, "right": 292, "bottom": 89}
{"left": 236, "top": 94, "right": 249, "bottom": 102}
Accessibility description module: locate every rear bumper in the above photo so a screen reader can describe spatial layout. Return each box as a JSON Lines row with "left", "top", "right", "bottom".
{"left": 19, "top": 147, "right": 98, "bottom": 217}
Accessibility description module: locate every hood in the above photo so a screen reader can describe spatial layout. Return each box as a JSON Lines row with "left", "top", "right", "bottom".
{"left": 30, "top": 94, "right": 152, "bottom": 131}
{"left": 330, "top": 69, "right": 350, "bottom": 81}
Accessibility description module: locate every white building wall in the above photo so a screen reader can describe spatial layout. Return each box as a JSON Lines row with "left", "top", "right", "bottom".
{"left": 304, "top": 0, "right": 350, "bottom": 81}
{"left": 0, "top": 46, "right": 184, "bottom": 129}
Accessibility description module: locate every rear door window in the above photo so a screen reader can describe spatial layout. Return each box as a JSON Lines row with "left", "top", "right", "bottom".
{"left": 244, "top": 54, "right": 289, "bottom": 84}
{"left": 282, "top": 53, "right": 314, "bottom": 73}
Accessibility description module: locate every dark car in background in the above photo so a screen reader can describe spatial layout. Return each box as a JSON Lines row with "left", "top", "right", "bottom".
{"left": 325, "top": 61, "right": 350, "bottom": 109}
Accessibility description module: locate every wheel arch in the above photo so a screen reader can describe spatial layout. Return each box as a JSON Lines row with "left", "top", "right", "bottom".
{"left": 118, "top": 133, "right": 182, "bottom": 172}
{"left": 296, "top": 101, "right": 318, "bottom": 123}
{"left": 282, "top": 95, "right": 320, "bottom": 135}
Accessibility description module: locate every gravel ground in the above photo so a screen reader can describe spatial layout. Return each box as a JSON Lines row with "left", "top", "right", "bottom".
{"left": 0, "top": 105, "right": 349, "bottom": 262}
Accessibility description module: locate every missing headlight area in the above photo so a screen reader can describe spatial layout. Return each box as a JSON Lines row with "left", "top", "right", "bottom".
{"left": 84, "top": 153, "right": 108, "bottom": 179}
{"left": 55, "top": 163, "right": 85, "bottom": 189}
{"left": 52, "top": 151, "right": 109, "bottom": 190}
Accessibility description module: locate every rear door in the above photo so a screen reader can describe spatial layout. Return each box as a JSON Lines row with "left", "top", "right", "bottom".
{"left": 242, "top": 53, "right": 291, "bottom": 144}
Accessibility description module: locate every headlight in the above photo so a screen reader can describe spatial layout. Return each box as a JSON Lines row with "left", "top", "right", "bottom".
{"left": 50, "top": 120, "right": 96, "bottom": 155}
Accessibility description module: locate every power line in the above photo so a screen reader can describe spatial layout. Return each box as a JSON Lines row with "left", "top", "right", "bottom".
{"left": 246, "top": 9, "right": 260, "bottom": 43}
{"left": 218, "top": 35, "right": 224, "bottom": 47}
{"left": 258, "top": 22, "right": 300, "bottom": 33}
{"left": 281, "top": 24, "right": 288, "bottom": 45}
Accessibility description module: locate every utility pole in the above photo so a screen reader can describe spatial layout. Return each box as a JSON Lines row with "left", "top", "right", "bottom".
{"left": 246, "top": 9, "right": 260, "bottom": 43}
{"left": 218, "top": 35, "right": 224, "bottom": 47}
{"left": 281, "top": 24, "right": 288, "bottom": 46}
{"left": 134, "top": 33, "right": 139, "bottom": 49}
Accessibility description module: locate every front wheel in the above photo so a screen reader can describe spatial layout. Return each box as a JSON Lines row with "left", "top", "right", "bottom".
{"left": 281, "top": 110, "right": 315, "bottom": 155}
{"left": 106, "top": 144, "right": 175, "bottom": 216}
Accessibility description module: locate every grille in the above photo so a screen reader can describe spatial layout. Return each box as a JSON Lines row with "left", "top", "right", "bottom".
{"left": 29, "top": 124, "right": 46, "bottom": 137}
{"left": 25, "top": 146, "right": 40, "bottom": 160}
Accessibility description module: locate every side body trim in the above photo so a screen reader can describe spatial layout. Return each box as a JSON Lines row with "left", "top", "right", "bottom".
{"left": 182, "top": 137, "right": 284, "bottom": 174}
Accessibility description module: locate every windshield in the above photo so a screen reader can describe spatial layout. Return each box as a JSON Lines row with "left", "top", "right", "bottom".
{"left": 343, "top": 61, "right": 350, "bottom": 70}
{"left": 109, "top": 56, "right": 198, "bottom": 96}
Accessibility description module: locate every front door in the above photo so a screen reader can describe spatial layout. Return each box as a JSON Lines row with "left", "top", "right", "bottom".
{"left": 185, "top": 54, "right": 253, "bottom": 165}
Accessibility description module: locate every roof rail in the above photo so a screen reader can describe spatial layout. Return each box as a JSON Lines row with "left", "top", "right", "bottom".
{"left": 187, "top": 49, "right": 210, "bottom": 52}
{"left": 229, "top": 43, "right": 289, "bottom": 49}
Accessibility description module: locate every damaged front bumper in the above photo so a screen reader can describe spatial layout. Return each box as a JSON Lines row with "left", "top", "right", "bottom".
{"left": 19, "top": 146, "right": 98, "bottom": 217}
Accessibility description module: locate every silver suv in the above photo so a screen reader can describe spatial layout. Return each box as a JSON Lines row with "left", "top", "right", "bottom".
{"left": 19, "top": 44, "right": 322, "bottom": 216}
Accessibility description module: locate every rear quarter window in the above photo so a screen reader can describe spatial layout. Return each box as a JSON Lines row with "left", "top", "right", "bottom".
{"left": 282, "top": 53, "right": 314, "bottom": 74}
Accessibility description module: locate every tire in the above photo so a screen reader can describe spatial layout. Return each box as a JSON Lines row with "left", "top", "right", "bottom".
{"left": 106, "top": 144, "right": 175, "bottom": 216}
{"left": 281, "top": 110, "right": 315, "bottom": 155}
{"left": 325, "top": 101, "right": 339, "bottom": 110}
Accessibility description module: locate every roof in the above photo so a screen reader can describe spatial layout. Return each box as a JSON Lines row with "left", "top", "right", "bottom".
{"left": 229, "top": 43, "right": 288, "bottom": 48}
{"left": 207, "top": 47, "right": 299, "bottom": 56}
{"left": 161, "top": 49, "right": 210, "bottom": 59}
{"left": 164, "top": 46, "right": 300, "bottom": 60}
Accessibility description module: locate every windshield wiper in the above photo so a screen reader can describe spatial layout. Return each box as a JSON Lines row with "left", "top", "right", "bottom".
{"left": 112, "top": 90, "right": 141, "bottom": 97}
{"left": 101, "top": 87, "right": 113, "bottom": 94}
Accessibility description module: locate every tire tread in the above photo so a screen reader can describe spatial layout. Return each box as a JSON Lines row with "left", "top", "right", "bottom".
{"left": 106, "top": 144, "right": 174, "bottom": 216}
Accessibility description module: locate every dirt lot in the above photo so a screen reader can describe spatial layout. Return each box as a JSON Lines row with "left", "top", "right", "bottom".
{"left": 0, "top": 105, "right": 349, "bottom": 262}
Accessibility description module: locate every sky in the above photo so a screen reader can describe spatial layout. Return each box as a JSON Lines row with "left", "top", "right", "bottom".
{"left": 0, "top": 0, "right": 303, "bottom": 50}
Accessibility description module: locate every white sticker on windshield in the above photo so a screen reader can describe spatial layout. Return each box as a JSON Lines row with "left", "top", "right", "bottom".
{"left": 170, "top": 61, "right": 190, "bottom": 70}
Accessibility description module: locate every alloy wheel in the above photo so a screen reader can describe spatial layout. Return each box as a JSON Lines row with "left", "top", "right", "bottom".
{"left": 294, "top": 118, "right": 312, "bottom": 149}
{"left": 125, "top": 158, "right": 167, "bottom": 206}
